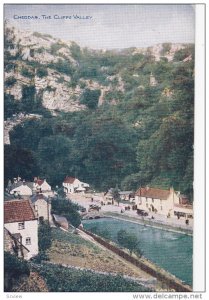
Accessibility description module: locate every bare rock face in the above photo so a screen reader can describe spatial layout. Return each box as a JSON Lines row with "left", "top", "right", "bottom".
{"left": 42, "top": 89, "right": 86, "bottom": 112}
{"left": 133, "top": 43, "right": 187, "bottom": 61}
{"left": 4, "top": 23, "right": 191, "bottom": 117}
{"left": 4, "top": 24, "right": 87, "bottom": 113}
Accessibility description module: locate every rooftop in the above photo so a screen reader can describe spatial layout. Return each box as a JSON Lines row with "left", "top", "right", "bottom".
{"left": 30, "top": 193, "right": 48, "bottom": 203}
{"left": 135, "top": 187, "right": 171, "bottom": 200}
{"left": 4, "top": 199, "right": 37, "bottom": 223}
{"left": 63, "top": 176, "right": 76, "bottom": 184}
{"left": 34, "top": 179, "right": 44, "bottom": 186}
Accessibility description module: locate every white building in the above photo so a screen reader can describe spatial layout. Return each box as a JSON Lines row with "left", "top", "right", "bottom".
{"left": 135, "top": 186, "right": 193, "bottom": 219}
{"left": 30, "top": 193, "right": 52, "bottom": 222}
{"left": 4, "top": 199, "right": 39, "bottom": 260}
{"left": 63, "top": 176, "right": 90, "bottom": 194}
{"left": 9, "top": 182, "right": 33, "bottom": 197}
{"left": 34, "top": 178, "right": 51, "bottom": 193}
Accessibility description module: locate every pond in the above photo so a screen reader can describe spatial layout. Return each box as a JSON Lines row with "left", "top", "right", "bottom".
{"left": 82, "top": 218, "right": 193, "bottom": 286}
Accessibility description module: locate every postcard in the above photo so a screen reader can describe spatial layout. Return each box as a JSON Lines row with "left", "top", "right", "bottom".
{"left": 3, "top": 3, "right": 206, "bottom": 298}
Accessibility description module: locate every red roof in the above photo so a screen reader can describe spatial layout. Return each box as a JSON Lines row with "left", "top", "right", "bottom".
{"left": 63, "top": 176, "right": 76, "bottom": 184}
{"left": 4, "top": 199, "right": 37, "bottom": 223}
{"left": 135, "top": 187, "right": 170, "bottom": 200}
{"left": 35, "top": 179, "right": 44, "bottom": 186}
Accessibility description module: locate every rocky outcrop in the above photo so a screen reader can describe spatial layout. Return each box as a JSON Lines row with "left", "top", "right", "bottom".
{"left": 4, "top": 23, "right": 192, "bottom": 116}
{"left": 133, "top": 43, "right": 187, "bottom": 62}
{"left": 4, "top": 113, "right": 42, "bottom": 144}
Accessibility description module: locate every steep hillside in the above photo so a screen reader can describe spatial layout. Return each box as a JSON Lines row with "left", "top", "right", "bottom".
{"left": 4, "top": 23, "right": 194, "bottom": 200}
{"left": 4, "top": 22, "right": 193, "bottom": 116}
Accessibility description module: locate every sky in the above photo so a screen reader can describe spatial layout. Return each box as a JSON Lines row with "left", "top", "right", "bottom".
{"left": 4, "top": 4, "right": 195, "bottom": 50}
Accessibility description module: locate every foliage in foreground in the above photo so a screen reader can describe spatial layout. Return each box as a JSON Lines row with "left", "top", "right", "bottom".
{"left": 36, "top": 263, "right": 151, "bottom": 292}
{"left": 4, "top": 251, "right": 30, "bottom": 291}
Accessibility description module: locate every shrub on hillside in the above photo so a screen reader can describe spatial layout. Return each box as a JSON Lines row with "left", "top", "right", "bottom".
{"left": 4, "top": 251, "right": 30, "bottom": 291}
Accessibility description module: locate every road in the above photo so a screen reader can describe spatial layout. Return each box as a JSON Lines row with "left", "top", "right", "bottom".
{"left": 67, "top": 193, "right": 193, "bottom": 232}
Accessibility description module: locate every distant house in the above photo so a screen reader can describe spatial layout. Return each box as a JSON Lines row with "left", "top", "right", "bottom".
{"left": 135, "top": 186, "right": 193, "bottom": 219}
{"left": 30, "top": 193, "right": 52, "bottom": 222}
{"left": 119, "top": 191, "right": 135, "bottom": 201}
{"left": 62, "top": 176, "right": 90, "bottom": 194}
{"left": 8, "top": 178, "right": 33, "bottom": 197}
{"left": 34, "top": 177, "right": 51, "bottom": 193}
{"left": 4, "top": 199, "right": 39, "bottom": 260}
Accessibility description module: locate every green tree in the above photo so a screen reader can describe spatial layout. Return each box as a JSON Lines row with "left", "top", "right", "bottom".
{"left": 117, "top": 230, "right": 143, "bottom": 256}
{"left": 4, "top": 251, "right": 30, "bottom": 292}
{"left": 36, "top": 67, "right": 48, "bottom": 78}
{"left": 4, "top": 144, "right": 39, "bottom": 187}
{"left": 10, "top": 119, "right": 53, "bottom": 152}
{"left": 37, "top": 135, "right": 73, "bottom": 185}
{"left": 21, "top": 85, "right": 36, "bottom": 112}
{"left": 38, "top": 220, "right": 52, "bottom": 252}
{"left": 51, "top": 197, "right": 81, "bottom": 228}
{"left": 80, "top": 88, "right": 101, "bottom": 109}
{"left": 70, "top": 42, "right": 82, "bottom": 60}
{"left": 112, "top": 186, "right": 121, "bottom": 206}
{"left": 4, "top": 93, "right": 20, "bottom": 118}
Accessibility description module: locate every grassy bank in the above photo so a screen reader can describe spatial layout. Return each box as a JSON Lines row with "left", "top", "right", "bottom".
{"left": 46, "top": 227, "right": 153, "bottom": 282}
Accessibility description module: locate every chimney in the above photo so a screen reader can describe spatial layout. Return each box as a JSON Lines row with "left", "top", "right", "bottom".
{"left": 34, "top": 177, "right": 38, "bottom": 182}
{"left": 14, "top": 178, "right": 17, "bottom": 184}
{"left": 146, "top": 186, "right": 149, "bottom": 191}
{"left": 22, "top": 179, "right": 26, "bottom": 185}
{"left": 170, "top": 186, "right": 174, "bottom": 193}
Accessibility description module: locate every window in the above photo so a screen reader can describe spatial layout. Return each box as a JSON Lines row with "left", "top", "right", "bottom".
{"left": 146, "top": 203, "right": 148, "bottom": 208}
{"left": 161, "top": 206, "right": 163, "bottom": 211}
{"left": 146, "top": 198, "right": 148, "bottom": 202}
{"left": 18, "top": 222, "right": 25, "bottom": 230}
{"left": 152, "top": 199, "right": 154, "bottom": 203}
{"left": 26, "top": 237, "right": 31, "bottom": 245}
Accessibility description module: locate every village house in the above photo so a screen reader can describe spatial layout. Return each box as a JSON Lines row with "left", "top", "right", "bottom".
{"left": 7, "top": 178, "right": 34, "bottom": 197}
{"left": 135, "top": 186, "right": 193, "bottom": 219}
{"left": 62, "top": 176, "right": 90, "bottom": 194}
{"left": 30, "top": 193, "right": 52, "bottom": 222}
{"left": 34, "top": 177, "right": 52, "bottom": 193}
{"left": 4, "top": 199, "right": 39, "bottom": 260}
{"left": 119, "top": 191, "right": 135, "bottom": 201}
